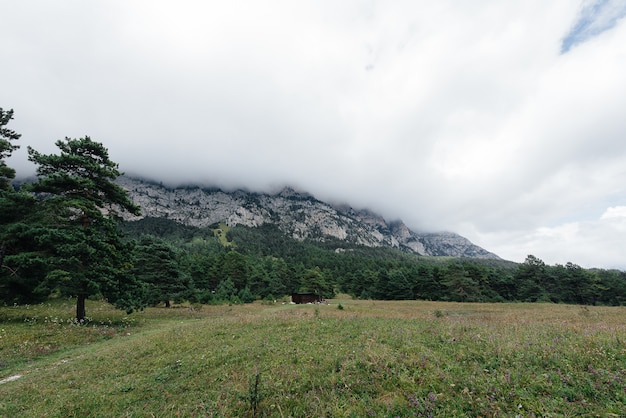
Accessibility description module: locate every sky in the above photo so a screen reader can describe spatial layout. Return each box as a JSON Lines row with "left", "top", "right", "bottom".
{"left": 2, "top": 0, "right": 626, "bottom": 270}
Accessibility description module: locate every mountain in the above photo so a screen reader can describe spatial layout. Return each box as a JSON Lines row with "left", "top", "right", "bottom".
{"left": 117, "top": 177, "right": 500, "bottom": 260}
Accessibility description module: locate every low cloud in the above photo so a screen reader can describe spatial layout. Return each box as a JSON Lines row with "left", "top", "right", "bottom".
{"left": 3, "top": 1, "right": 625, "bottom": 268}
{"left": 477, "top": 206, "right": 626, "bottom": 269}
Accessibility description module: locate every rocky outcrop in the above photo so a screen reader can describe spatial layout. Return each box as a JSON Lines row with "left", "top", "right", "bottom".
{"left": 118, "top": 177, "right": 500, "bottom": 259}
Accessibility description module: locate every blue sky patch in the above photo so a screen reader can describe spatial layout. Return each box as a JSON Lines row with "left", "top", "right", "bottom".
{"left": 561, "top": 0, "right": 626, "bottom": 53}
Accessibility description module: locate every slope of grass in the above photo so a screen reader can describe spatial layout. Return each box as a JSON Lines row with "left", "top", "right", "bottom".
{"left": 213, "top": 222, "right": 233, "bottom": 247}
{"left": 1, "top": 298, "right": 625, "bottom": 416}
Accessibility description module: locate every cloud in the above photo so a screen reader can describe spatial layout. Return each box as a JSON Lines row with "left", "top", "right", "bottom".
{"left": 476, "top": 206, "right": 626, "bottom": 269}
{"left": 2, "top": 1, "right": 625, "bottom": 269}
{"left": 561, "top": 0, "right": 626, "bottom": 53}
{"left": 601, "top": 206, "right": 626, "bottom": 220}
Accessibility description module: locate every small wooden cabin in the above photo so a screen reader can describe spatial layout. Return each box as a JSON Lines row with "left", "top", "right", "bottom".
{"left": 291, "top": 292, "right": 322, "bottom": 304}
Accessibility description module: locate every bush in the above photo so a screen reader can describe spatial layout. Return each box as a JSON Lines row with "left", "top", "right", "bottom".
{"left": 238, "top": 287, "right": 255, "bottom": 304}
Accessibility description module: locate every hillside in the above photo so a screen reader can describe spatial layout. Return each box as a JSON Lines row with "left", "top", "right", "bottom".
{"left": 118, "top": 177, "right": 500, "bottom": 260}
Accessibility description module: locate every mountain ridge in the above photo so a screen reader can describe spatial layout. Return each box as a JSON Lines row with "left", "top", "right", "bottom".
{"left": 117, "top": 176, "right": 500, "bottom": 260}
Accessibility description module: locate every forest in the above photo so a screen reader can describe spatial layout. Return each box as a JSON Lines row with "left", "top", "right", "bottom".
{"left": 122, "top": 218, "right": 626, "bottom": 307}
{"left": 2, "top": 108, "right": 626, "bottom": 322}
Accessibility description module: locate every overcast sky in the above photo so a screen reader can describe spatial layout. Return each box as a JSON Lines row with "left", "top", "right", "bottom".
{"left": 3, "top": 1, "right": 626, "bottom": 269}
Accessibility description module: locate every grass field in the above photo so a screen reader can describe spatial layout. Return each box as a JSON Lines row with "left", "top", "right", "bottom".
{"left": 1, "top": 296, "right": 625, "bottom": 417}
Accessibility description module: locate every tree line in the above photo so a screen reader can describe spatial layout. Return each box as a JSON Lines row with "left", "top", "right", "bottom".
{"left": 2, "top": 108, "right": 626, "bottom": 322}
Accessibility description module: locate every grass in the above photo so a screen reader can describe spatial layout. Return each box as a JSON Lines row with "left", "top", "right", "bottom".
{"left": 213, "top": 223, "right": 233, "bottom": 247}
{"left": 1, "top": 297, "right": 625, "bottom": 417}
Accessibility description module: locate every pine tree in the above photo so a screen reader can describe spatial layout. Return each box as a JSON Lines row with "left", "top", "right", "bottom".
{"left": 0, "top": 108, "right": 22, "bottom": 269}
{"left": 133, "top": 236, "right": 187, "bottom": 307}
{"left": 0, "top": 108, "right": 20, "bottom": 190}
{"left": 27, "top": 137, "right": 143, "bottom": 321}
{"left": 0, "top": 108, "right": 44, "bottom": 303}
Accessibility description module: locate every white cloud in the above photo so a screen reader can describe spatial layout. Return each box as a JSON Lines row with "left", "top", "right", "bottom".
{"left": 2, "top": 1, "right": 625, "bottom": 269}
{"left": 471, "top": 206, "right": 626, "bottom": 269}
{"left": 601, "top": 206, "right": 626, "bottom": 220}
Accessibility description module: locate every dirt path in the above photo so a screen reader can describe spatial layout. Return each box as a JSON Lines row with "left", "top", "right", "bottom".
{"left": 0, "top": 375, "right": 22, "bottom": 384}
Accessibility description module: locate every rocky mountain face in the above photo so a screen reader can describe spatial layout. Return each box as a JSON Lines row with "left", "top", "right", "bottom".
{"left": 118, "top": 177, "right": 500, "bottom": 260}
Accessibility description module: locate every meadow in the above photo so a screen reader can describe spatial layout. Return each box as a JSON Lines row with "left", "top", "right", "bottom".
{"left": 1, "top": 297, "right": 625, "bottom": 417}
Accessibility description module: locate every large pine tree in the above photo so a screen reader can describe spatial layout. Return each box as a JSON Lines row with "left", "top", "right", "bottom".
{"left": 28, "top": 137, "right": 144, "bottom": 321}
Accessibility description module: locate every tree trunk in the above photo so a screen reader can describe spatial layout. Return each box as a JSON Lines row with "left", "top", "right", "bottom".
{"left": 76, "top": 294, "right": 87, "bottom": 323}
{"left": 164, "top": 299, "right": 171, "bottom": 308}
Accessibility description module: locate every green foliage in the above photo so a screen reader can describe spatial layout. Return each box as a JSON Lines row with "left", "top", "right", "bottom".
{"left": 242, "top": 372, "right": 263, "bottom": 418}
{"left": 442, "top": 262, "right": 479, "bottom": 302}
{"left": 122, "top": 217, "right": 218, "bottom": 244}
{"left": 215, "top": 278, "right": 237, "bottom": 302}
{"left": 0, "top": 108, "right": 21, "bottom": 190}
{"left": 509, "top": 255, "right": 625, "bottom": 306}
{"left": 299, "top": 266, "right": 334, "bottom": 298}
{"left": 0, "top": 110, "right": 49, "bottom": 305}
{"left": 515, "top": 254, "right": 547, "bottom": 302}
{"left": 121, "top": 218, "right": 626, "bottom": 306}
{"left": 221, "top": 250, "right": 249, "bottom": 289}
{"left": 0, "top": 189, "right": 49, "bottom": 304}
{"left": 374, "top": 268, "right": 414, "bottom": 300}
{"left": 25, "top": 137, "right": 144, "bottom": 320}
{"left": 27, "top": 137, "right": 140, "bottom": 217}
{"left": 133, "top": 236, "right": 189, "bottom": 307}
{"left": 238, "top": 286, "right": 255, "bottom": 303}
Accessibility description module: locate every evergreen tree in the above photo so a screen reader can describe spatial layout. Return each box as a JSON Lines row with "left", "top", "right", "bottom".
{"left": 221, "top": 250, "right": 249, "bottom": 290}
{"left": 373, "top": 267, "right": 413, "bottom": 300}
{"left": 0, "top": 191, "right": 50, "bottom": 304}
{"left": 133, "top": 236, "right": 187, "bottom": 307}
{"left": 0, "top": 108, "right": 20, "bottom": 190}
{"left": 299, "top": 266, "right": 334, "bottom": 298}
{"left": 355, "top": 269, "right": 378, "bottom": 299}
{"left": 0, "top": 108, "right": 21, "bottom": 272}
{"left": 0, "top": 108, "right": 47, "bottom": 303}
{"left": 561, "top": 262, "right": 595, "bottom": 305}
{"left": 183, "top": 253, "right": 215, "bottom": 291}
{"left": 237, "top": 286, "right": 255, "bottom": 303}
{"left": 515, "top": 255, "right": 548, "bottom": 302}
{"left": 27, "top": 137, "right": 143, "bottom": 321}
{"left": 270, "top": 258, "right": 291, "bottom": 297}
{"left": 215, "top": 278, "right": 237, "bottom": 302}
{"left": 412, "top": 265, "right": 443, "bottom": 301}
{"left": 595, "top": 269, "right": 626, "bottom": 306}
{"left": 246, "top": 257, "right": 271, "bottom": 298}
{"left": 442, "top": 262, "right": 478, "bottom": 302}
